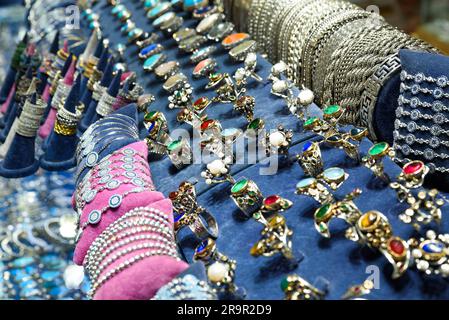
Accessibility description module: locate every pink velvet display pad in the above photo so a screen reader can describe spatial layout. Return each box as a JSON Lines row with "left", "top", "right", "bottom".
{"left": 0, "top": 84, "right": 15, "bottom": 114}
{"left": 74, "top": 140, "right": 190, "bottom": 299}
{"left": 42, "top": 84, "right": 51, "bottom": 103}
{"left": 74, "top": 141, "right": 157, "bottom": 264}
{"left": 38, "top": 107, "right": 56, "bottom": 139}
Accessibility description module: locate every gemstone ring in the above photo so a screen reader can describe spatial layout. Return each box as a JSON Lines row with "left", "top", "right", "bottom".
{"left": 297, "top": 141, "right": 324, "bottom": 177}
{"left": 281, "top": 274, "right": 326, "bottom": 300}
{"left": 230, "top": 178, "right": 264, "bottom": 218}
{"left": 362, "top": 142, "right": 395, "bottom": 184}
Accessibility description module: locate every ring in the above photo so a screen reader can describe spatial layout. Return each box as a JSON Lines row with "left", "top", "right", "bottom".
{"left": 390, "top": 186, "right": 444, "bottom": 230}
{"left": 313, "top": 189, "right": 363, "bottom": 238}
{"left": 229, "top": 40, "right": 257, "bottom": 62}
{"left": 250, "top": 214, "right": 294, "bottom": 260}
{"left": 137, "top": 94, "right": 156, "bottom": 112}
{"left": 144, "top": 111, "right": 171, "bottom": 159}
{"left": 325, "top": 132, "right": 363, "bottom": 162}
{"left": 171, "top": 182, "right": 219, "bottom": 240}
{"left": 409, "top": 230, "right": 449, "bottom": 277}
{"left": 201, "top": 158, "right": 235, "bottom": 185}
{"left": 395, "top": 160, "right": 430, "bottom": 189}
{"left": 295, "top": 177, "right": 334, "bottom": 205}
{"left": 303, "top": 116, "right": 338, "bottom": 138}
{"left": 166, "top": 138, "right": 193, "bottom": 170}
{"left": 230, "top": 178, "right": 264, "bottom": 218}
{"left": 138, "top": 43, "right": 165, "bottom": 60}
{"left": 163, "top": 73, "right": 188, "bottom": 93}
{"left": 265, "top": 125, "right": 293, "bottom": 156}
{"left": 341, "top": 279, "right": 374, "bottom": 300}
{"left": 177, "top": 108, "right": 206, "bottom": 127}
{"left": 234, "top": 95, "right": 255, "bottom": 122}
{"left": 346, "top": 210, "right": 411, "bottom": 279}
{"left": 297, "top": 141, "right": 323, "bottom": 177}
{"left": 194, "top": 238, "right": 240, "bottom": 295}
{"left": 362, "top": 142, "right": 395, "bottom": 183}
{"left": 281, "top": 274, "right": 326, "bottom": 300}
{"left": 193, "top": 58, "right": 217, "bottom": 78}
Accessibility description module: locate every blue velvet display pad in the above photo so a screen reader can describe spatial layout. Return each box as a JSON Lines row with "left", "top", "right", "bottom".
{"left": 0, "top": 101, "right": 18, "bottom": 143}
{"left": 0, "top": 134, "right": 39, "bottom": 178}
{"left": 93, "top": 1, "right": 314, "bottom": 196}
{"left": 86, "top": 1, "right": 449, "bottom": 299}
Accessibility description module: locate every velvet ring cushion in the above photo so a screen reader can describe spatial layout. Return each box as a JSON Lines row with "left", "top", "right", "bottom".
{"left": 79, "top": 38, "right": 105, "bottom": 112}
{"left": 40, "top": 73, "right": 83, "bottom": 171}
{"left": 0, "top": 33, "right": 27, "bottom": 107}
{"left": 393, "top": 49, "right": 449, "bottom": 191}
{"left": 0, "top": 89, "right": 46, "bottom": 178}
{"left": 79, "top": 54, "right": 115, "bottom": 133}
{"left": 39, "top": 50, "right": 73, "bottom": 140}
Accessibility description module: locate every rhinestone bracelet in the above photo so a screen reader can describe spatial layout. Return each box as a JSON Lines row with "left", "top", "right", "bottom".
{"left": 395, "top": 132, "right": 449, "bottom": 149}
{"left": 400, "top": 70, "right": 449, "bottom": 88}
{"left": 396, "top": 106, "right": 449, "bottom": 125}
{"left": 398, "top": 95, "right": 449, "bottom": 112}
{"left": 394, "top": 119, "right": 449, "bottom": 137}
{"left": 400, "top": 82, "right": 449, "bottom": 100}
{"left": 85, "top": 215, "right": 174, "bottom": 270}
{"left": 394, "top": 143, "right": 449, "bottom": 161}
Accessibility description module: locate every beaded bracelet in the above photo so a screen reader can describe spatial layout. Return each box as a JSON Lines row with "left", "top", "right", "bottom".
{"left": 85, "top": 220, "right": 175, "bottom": 273}
{"left": 84, "top": 207, "right": 174, "bottom": 266}
{"left": 89, "top": 249, "right": 181, "bottom": 298}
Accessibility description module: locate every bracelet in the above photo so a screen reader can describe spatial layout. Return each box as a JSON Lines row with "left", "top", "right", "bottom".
{"left": 76, "top": 187, "right": 155, "bottom": 241}
{"left": 394, "top": 143, "right": 449, "bottom": 161}
{"left": 400, "top": 82, "right": 449, "bottom": 100}
{"left": 399, "top": 95, "right": 449, "bottom": 112}
{"left": 395, "top": 132, "right": 449, "bottom": 149}
{"left": 88, "top": 249, "right": 181, "bottom": 298}
{"left": 54, "top": 119, "right": 77, "bottom": 136}
{"left": 397, "top": 106, "right": 449, "bottom": 124}
{"left": 400, "top": 70, "right": 449, "bottom": 88}
{"left": 96, "top": 92, "right": 117, "bottom": 117}
{"left": 359, "top": 53, "right": 402, "bottom": 139}
{"left": 86, "top": 207, "right": 173, "bottom": 256}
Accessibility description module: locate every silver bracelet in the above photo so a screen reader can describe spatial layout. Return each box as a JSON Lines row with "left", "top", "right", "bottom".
{"left": 400, "top": 82, "right": 449, "bottom": 100}
{"left": 89, "top": 249, "right": 181, "bottom": 298}
{"left": 359, "top": 53, "right": 402, "bottom": 140}
{"left": 395, "top": 131, "right": 449, "bottom": 149}
{"left": 396, "top": 106, "right": 449, "bottom": 125}
{"left": 400, "top": 70, "right": 449, "bottom": 88}
{"left": 96, "top": 92, "right": 117, "bottom": 117}
{"left": 398, "top": 95, "right": 449, "bottom": 113}
{"left": 394, "top": 142, "right": 449, "bottom": 160}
